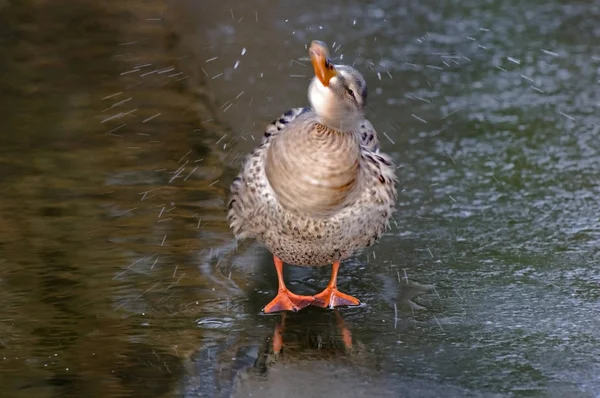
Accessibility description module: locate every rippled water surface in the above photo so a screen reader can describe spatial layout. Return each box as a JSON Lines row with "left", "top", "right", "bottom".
{"left": 1, "top": 0, "right": 599, "bottom": 397}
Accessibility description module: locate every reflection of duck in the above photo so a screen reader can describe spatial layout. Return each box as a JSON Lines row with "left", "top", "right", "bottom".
{"left": 228, "top": 40, "right": 397, "bottom": 313}
{"left": 258, "top": 310, "right": 356, "bottom": 370}
{"left": 274, "top": 310, "right": 353, "bottom": 354}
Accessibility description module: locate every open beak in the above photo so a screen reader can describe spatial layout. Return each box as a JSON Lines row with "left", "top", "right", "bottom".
{"left": 309, "top": 40, "right": 337, "bottom": 87}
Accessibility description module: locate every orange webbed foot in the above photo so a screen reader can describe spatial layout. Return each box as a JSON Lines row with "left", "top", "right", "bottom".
{"left": 263, "top": 290, "right": 315, "bottom": 313}
{"left": 264, "top": 255, "right": 315, "bottom": 313}
{"left": 312, "top": 287, "right": 361, "bottom": 309}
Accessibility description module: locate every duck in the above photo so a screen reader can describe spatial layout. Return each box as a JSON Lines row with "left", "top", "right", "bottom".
{"left": 228, "top": 40, "right": 397, "bottom": 313}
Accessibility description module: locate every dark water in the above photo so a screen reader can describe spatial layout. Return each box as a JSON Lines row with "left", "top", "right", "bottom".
{"left": 1, "top": 0, "right": 599, "bottom": 397}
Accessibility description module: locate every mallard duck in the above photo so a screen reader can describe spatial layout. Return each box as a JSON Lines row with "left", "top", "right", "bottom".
{"left": 228, "top": 40, "right": 397, "bottom": 313}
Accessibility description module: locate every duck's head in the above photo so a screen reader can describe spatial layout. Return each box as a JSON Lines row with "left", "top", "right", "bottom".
{"left": 308, "top": 40, "right": 367, "bottom": 131}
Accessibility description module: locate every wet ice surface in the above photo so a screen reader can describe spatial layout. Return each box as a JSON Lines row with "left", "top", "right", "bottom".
{"left": 0, "top": 0, "right": 599, "bottom": 397}
{"left": 186, "top": 0, "right": 600, "bottom": 396}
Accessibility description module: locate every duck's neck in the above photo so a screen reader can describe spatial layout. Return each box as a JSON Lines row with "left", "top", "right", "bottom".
{"left": 265, "top": 121, "right": 362, "bottom": 217}
{"left": 316, "top": 114, "right": 363, "bottom": 133}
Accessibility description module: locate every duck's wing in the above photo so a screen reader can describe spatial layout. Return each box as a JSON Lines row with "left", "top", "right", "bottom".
{"left": 228, "top": 106, "right": 310, "bottom": 240}
{"left": 262, "top": 107, "right": 311, "bottom": 143}
{"left": 358, "top": 119, "right": 380, "bottom": 152}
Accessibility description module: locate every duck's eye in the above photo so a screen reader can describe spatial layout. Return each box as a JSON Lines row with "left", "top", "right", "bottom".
{"left": 346, "top": 88, "right": 355, "bottom": 98}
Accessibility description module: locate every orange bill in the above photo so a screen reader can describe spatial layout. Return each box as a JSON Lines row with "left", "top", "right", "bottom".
{"left": 309, "top": 40, "right": 337, "bottom": 86}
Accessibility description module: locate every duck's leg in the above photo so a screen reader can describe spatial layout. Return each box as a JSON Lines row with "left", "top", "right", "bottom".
{"left": 263, "top": 255, "right": 315, "bottom": 313}
{"left": 312, "top": 261, "right": 361, "bottom": 308}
